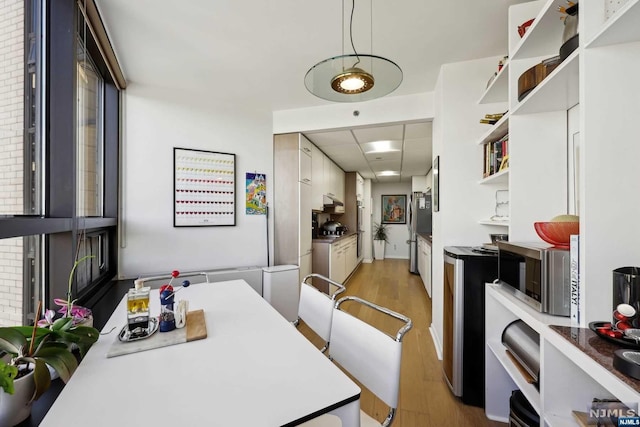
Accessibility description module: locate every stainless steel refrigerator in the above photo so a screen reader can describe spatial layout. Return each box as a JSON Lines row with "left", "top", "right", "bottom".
{"left": 409, "top": 192, "right": 433, "bottom": 274}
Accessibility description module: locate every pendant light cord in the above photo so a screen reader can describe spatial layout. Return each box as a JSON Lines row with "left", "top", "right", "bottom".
{"left": 349, "top": 0, "right": 360, "bottom": 67}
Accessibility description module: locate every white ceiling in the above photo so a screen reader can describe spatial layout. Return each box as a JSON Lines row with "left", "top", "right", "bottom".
{"left": 95, "top": 0, "right": 528, "bottom": 182}
{"left": 304, "top": 122, "right": 432, "bottom": 183}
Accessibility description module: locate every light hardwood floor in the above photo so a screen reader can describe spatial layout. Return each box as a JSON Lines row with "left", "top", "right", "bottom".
{"left": 297, "top": 259, "right": 506, "bottom": 427}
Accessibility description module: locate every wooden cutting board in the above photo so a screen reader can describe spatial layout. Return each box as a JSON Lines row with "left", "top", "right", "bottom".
{"left": 106, "top": 310, "right": 208, "bottom": 358}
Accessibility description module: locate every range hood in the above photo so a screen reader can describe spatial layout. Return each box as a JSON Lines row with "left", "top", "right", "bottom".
{"left": 323, "top": 194, "right": 344, "bottom": 207}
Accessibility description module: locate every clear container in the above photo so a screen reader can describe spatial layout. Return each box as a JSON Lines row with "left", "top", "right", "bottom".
{"left": 127, "top": 280, "right": 150, "bottom": 334}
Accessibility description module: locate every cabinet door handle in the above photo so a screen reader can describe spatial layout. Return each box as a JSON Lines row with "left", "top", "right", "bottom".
{"left": 303, "top": 147, "right": 311, "bottom": 153}
{"left": 302, "top": 178, "right": 311, "bottom": 183}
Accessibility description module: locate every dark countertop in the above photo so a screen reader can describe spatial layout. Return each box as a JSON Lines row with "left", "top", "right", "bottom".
{"left": 313, "top": 232, "right": 357, "bottom": 244}
{"left": 550, "top": 325, "right": 640, "bottom": 394}
{"left": 417, "top": 233, "right": 432, "bottom": 244}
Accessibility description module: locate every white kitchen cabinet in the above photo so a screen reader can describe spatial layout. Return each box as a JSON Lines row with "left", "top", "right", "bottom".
{"left": 274, "top": 133, "right": 314, "bottom": 278}
{"left": 299, "top": 181, "right": 312, "bottom": 259}
{"left": 345, "top": 235, "right": 357, "bottom": 275}
{"left": 333, "top": 161, "right": 345, "bottom": 203}
{"left": 311, "top": 144, "right": 324, "bottom": 211}
{"left": 299, "top": 136, "right": 312, "bottom": 186}
{"left": 330, "top": 240, "right": 346, "bottom": 283}
{"left": 323, "top": 156, "right": 345, "bottom": 201}
{"left": 418, "top": 236, "right": 432, "bottom": 298}
{"left": 323, "top": 155, "right": 334, "bottom": 197}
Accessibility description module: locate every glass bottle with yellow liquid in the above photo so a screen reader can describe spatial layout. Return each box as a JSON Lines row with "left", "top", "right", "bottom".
{"left": 127, "top": 279, "right": 151, "bottom": 336}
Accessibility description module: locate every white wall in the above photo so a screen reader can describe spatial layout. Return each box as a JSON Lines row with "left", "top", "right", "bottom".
{"left": 430, "top": 55, "right": 508, "bottom": 355}
{"left": 273, "top": 92, "right": 434, "bottom": 133}
{"left": 371, "top": 182, "right": 412, "bottom": 259}
{"left": 119, "top": 85, "right": 273, "bottom": 278}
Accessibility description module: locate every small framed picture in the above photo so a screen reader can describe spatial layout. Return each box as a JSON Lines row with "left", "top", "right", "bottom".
{"left": 381, "top": 194, "right": 407, "bottom": 224}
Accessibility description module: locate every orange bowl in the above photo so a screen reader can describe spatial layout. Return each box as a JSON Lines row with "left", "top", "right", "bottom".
{"left": 533, "top": 222, "right": 579, "bottom": 248}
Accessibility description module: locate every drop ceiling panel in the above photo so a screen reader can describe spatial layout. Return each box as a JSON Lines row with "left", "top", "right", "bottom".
{"left": 364, "top": 151, "right": 402, "bottom": 162}
{"left": 368, "top": 160, "right": 401, "bottom": 171}
{"left": 352, "top": 125, "right": 403, "bottom": 143}
{"left": 305, "top": 131, "right": 355, "bottom": 148}
{"left": 376, "top": 176, "right": 402, "bottom": 183}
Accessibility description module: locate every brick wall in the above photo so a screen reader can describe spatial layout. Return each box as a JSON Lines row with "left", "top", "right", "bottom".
{"left": 0, "top": 0, "right": 24, "bottom": 326}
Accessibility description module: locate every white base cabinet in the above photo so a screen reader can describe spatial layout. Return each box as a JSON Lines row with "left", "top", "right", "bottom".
{"left": 486, "top": 284, "right": 640, "bottom": 426}
{"left": 417, "top": 236, "right": 432, "bottom": 298}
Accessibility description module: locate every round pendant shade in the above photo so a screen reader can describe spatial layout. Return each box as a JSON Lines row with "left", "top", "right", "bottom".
{"left": 305, "top": 54, "right": 402, "bottom": 102}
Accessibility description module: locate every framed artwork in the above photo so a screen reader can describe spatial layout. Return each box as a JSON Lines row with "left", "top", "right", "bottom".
{"left": 433, "top": 156, "right": 440, "bottom": 212}
{"left": 381, "top": 194, "right": 407, "bottom": 224}
{"left": 173, "top": 147, "right": 236, "bottom": 227}
{"left": 245, "top": 172, "right": 267, "bottom": 215}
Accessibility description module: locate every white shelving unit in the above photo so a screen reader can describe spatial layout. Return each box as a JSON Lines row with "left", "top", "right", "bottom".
{"left": 478, "top": 169, "right": 509, "bottom": 185}
{"left": 478, "top": 61, "right": 510, "bottom": 104}
{"left": 478, "top": 219, "right": 510, "bottom": 227}
{"left": 485, "top": 0, "right": 640, "bottom": 423}
{"left": 476, "top": 113, "right": 509, "bottom": 146}
{"left": 487, "top": 284, "right": 640, "bottom": 426}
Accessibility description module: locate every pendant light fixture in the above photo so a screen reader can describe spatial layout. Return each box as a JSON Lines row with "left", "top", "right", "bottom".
{"left": 304, "top": 0, "right": 402, "bottom": 102}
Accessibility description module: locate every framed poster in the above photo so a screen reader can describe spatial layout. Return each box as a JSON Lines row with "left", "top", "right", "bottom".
{"left": 245, "top": 172, "right": 267, "bottom": 215}
{"left": 381, "top": 194, "right": 406, "bottom": 224}
{"left": 174, "top": 148, "right": 236, "bottom": 227}
{"left": 433, "top": 156, "right": 439, "bottom": 212}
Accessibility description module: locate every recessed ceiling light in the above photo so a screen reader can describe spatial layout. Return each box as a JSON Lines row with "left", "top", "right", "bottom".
{"left": 362, "top": 140, "right": 402, "bottom": 154}
{"left": 377, "top": 171, "right": 399, "bottom": 176}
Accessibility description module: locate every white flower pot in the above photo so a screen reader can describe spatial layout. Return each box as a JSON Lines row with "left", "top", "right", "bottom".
{"left": 0, "top": 370, "right": 35, "bottom": 427}
{"left": 373, "top": 240, "right": 386, "bottom": 260}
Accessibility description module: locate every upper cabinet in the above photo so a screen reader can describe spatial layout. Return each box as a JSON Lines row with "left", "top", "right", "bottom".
{"left": 299, "top": 135, "right": 312, "bottom": 185}
{"left": 311, "top": 145, "right": 325, "bottom": 211}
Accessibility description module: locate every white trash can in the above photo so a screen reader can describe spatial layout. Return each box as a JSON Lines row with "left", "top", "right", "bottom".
{"left": 262, "top": 265, "right": 300, "bottom": 322}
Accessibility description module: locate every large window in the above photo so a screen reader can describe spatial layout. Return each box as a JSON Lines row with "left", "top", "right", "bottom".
{"left": 0, "top": 0, "right": 119, "bottom": 326}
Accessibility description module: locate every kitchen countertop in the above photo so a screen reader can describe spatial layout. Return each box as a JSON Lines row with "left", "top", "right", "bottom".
{"left": 417, "top": 233, "right": 432, "bottom": 244}
{"left": 313, "top": 232, "right": 357, "bottom": 244}
{"left": 550, "top": 324, "right": 640, "bottom": 394}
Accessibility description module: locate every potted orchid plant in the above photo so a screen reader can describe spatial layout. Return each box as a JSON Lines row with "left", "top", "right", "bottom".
{"left": 0, "top": 306, "right": 99, "bottom": 426}
{"left": 38, "top": 255, "right": 95, "bottom": 329}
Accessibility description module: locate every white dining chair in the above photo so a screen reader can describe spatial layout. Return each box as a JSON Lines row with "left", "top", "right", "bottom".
{"left": 327, "top": 296, "right": 413, "bottom": 427}
{"left": 297, "top": 273, "right": 346, "bottom": 353}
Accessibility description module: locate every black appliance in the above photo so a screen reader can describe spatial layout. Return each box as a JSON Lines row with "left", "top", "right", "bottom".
{"left": 443, "top": 246, "right": 498, "bottom": 408}
{"left": 409, "top": 192, "right": 433, "bottom": 274}
{"left": 509, "top": 390, "right": 539, "bottom": 427}
{"left": 311, "top": 213, "right": 319, "bottom": 239}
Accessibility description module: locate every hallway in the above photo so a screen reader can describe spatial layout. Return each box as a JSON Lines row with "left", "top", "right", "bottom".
{"left": 298, "top": 259, "right": 505, "bottom": 426}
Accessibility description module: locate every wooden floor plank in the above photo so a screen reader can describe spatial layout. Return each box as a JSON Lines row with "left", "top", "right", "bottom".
{"left": 297, "top": 259, "right": 506, "bottom": 427}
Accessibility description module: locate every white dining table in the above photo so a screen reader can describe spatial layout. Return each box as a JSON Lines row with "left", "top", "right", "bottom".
{"left": 40, "top": 279, "right": 361, "bottom": 426}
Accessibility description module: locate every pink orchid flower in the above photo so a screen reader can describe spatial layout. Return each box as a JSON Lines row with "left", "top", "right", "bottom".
{"left": 37, "top": 309, "right": 56, "bottom": 327}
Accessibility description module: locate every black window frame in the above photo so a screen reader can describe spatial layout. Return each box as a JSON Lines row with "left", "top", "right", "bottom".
{"left": 0, "top": 0, "right": 119, "bottom": 323}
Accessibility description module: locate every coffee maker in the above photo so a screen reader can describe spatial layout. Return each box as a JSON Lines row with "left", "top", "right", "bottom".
{"left": 613, "top": 266, "right": 640, "bottom": 327}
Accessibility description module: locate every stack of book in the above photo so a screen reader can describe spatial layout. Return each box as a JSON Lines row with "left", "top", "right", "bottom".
{"left": 483, "top": 133, "right": 509, "bottom": 177}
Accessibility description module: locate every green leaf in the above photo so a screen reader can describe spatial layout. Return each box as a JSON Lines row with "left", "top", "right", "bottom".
{"left": 0, "top": 327, "right": 27, "bottom": 355}
{"left": 0, "top": 362, "right": 18, "bottom": 394}
{"left": 30, "top": 359, "right": 52, "bottom": 401}
{"left": 34, "top": 346, "right": 78, "bottom": 383}
{"left": 52, "top": 317, "right": 73, "bottom": 332}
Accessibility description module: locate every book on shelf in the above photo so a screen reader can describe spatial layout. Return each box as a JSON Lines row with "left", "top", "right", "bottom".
{"left": 483, "top": 133, "right": 509, "bottom": 178}
{"left": 570, "top": 234, "right": 580, "bottom": 325}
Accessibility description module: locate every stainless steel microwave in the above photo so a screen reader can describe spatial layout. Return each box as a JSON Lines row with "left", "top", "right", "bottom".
{"left": 496, "top": 241, "right": 571, "bottom": 316}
